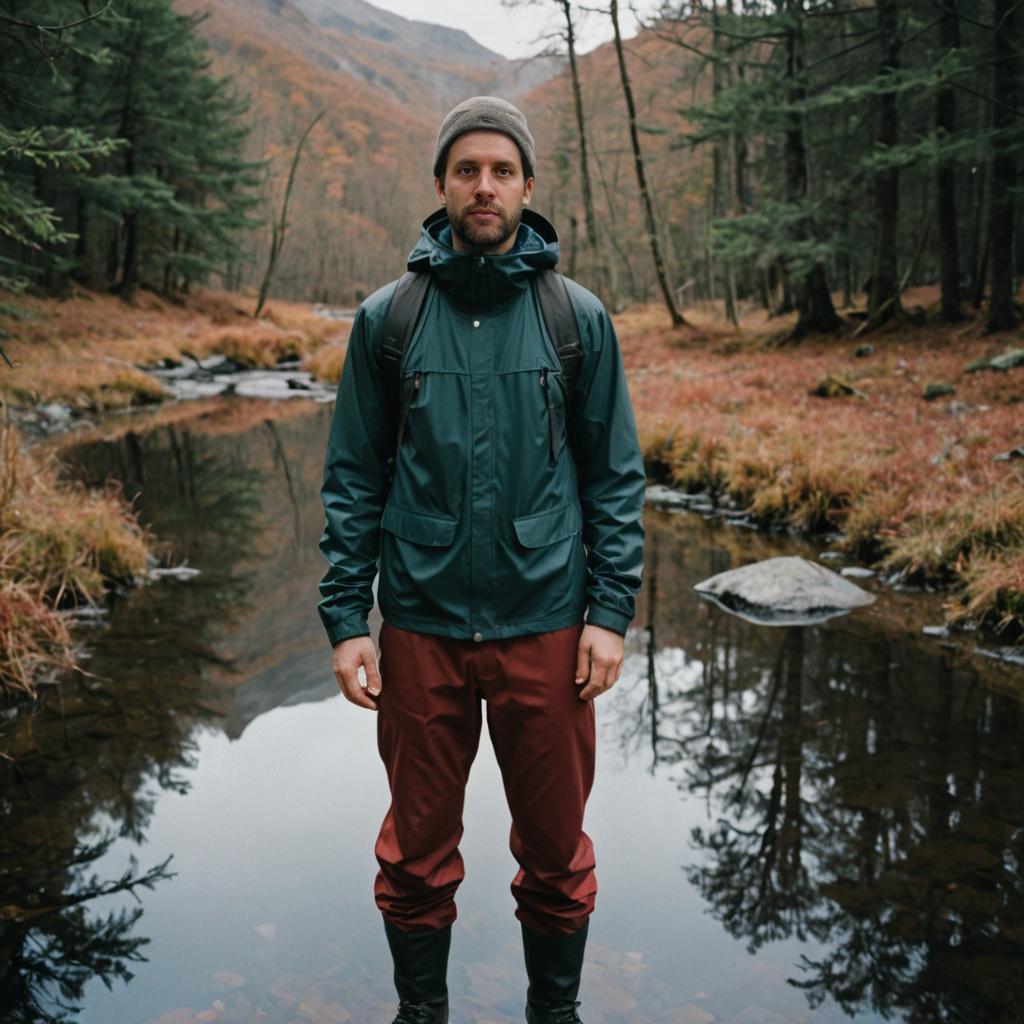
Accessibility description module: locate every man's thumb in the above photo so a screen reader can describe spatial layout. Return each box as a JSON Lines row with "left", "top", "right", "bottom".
{"left": 364, "top": 651, "right": 382, "bottom": 696}
{"left": 575, "top": 642, "right": 590, "bottom": 685}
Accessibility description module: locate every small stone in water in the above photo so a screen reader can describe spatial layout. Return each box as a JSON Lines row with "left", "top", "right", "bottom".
{"left": 841, "top": 566, "right": 876, "bottom": 579}
{"left": 150, "top": 565, "right": 201, "bottom": 581}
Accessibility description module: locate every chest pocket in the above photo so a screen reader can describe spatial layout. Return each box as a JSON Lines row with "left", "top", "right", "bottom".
{"left": 390, "top": 368, "right": 469, "bottom": 521}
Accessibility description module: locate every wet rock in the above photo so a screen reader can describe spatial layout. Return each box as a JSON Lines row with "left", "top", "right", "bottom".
{"left": 202, "top": 356, "right": 247, "bottom": 375}
{"left": 840, "top": 566, "right": 876, "bottom": 579}
{"left": 923, "top": 625, "right": 950, "bottom": 638}
{"left": 694, "top": 555, "right": 875, "bottom": 626}
{"left": 39, "top": 402, "right": 72, "bottom": 424}
{"left": 645, "top": 484, "right": 700, "bottom": 510}
{"left": 923, "top": 381, "right": 955, "bottom": 401}
{"left": 991, "top": 349, "right": 1024, "bottom": 370}
{"left": 63, "top": 604, "right": 108, "bottom": 627}
{"left": 974, "top": 645, "right": 1024, "bottom": 667}
{"left": 994, "top": 446, "right": 1024, "bottom": 462}
{"left": 853, "top": 343, "right": 874, "bottom": 358}
{"left": 966, "top": 347, "right": 1024, "bottom": 373}
{"left": 150, "top": 565, "right": 201, "bottom": 581}
{"left": 817, "top": 550, "right": 844, "bottom": 561}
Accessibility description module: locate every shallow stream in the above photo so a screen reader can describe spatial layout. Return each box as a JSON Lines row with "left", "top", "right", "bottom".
{"left": 2, "top": 397, "right": 1022, "bottom": 1024}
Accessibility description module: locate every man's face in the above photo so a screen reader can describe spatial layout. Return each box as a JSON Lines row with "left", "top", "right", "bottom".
{"left": 434, "top": 130, "right": 535, "bottom": 256}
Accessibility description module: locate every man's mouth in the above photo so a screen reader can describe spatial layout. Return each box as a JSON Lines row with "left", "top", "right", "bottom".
{"left": 468, "top": 208, "right": 500, "bottom": 218}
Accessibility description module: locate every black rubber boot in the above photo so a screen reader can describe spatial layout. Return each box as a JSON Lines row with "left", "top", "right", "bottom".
{"left": 382, "top": 916, "right": 451, "bottom": 1024}
{"left": 521, "top": 919, "right": 588, "bottom": 1023}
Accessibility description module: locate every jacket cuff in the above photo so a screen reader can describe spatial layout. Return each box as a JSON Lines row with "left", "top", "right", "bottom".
{"left": 325, "top": 619, "right": 371, "bottom": 648}
{"left": 585, "top": 603, "right": 631, "bottom": 637}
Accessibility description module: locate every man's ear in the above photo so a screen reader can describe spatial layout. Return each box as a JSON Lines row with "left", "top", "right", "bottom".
{"left": 523, "top": 176, "right": 535, "bottom": 206}
{"left": 434, "top": 176, "right": 445, "bottom": 202}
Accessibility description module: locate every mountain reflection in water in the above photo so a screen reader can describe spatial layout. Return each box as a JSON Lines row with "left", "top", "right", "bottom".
{"left": 0, "top": 400, "right": 1021, "bottom": 1024}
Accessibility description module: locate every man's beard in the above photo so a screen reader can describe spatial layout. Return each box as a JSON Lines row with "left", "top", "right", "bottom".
{"left": 448, "top": 200, "right": 522, "bottom": 253}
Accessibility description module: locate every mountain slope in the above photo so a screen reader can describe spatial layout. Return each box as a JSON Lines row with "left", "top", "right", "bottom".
{"left": 177, "top": 0, "right": 562, "bottom": 301}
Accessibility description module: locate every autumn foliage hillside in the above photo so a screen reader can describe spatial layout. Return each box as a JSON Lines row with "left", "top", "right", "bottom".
{"left": 175, "top": 0, "right": 563, "bottom": 304}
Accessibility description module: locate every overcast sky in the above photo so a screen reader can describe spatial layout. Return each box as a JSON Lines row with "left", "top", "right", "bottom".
{"left": 367, "top": 1, "right": 658, "bottom": 60}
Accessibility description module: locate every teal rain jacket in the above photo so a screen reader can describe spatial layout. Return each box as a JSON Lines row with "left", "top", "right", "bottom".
{"left": 317, "top": 208, "right": 645, "bottom": 646}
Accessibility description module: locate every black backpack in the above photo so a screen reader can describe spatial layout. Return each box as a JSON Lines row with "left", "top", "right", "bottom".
{"left": 376, "top": 268, "right": 583, "bottom": 466}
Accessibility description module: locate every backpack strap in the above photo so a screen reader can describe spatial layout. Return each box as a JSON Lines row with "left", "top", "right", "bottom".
{"left": 377, "top": 271, "right": 431, "bottom": 468}
{"left": 534, "top": 269, "right": 583, "bottom": 461}
{"left": 534, "top": 269, "right": 583, "bottom": 404}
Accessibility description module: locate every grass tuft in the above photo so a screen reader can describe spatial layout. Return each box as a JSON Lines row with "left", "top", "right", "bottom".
{"left": 0, "top": 425, "right": 152, "bottom": 699}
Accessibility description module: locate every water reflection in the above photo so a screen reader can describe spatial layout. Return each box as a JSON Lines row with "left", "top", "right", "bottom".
{"left": 615, "top": 513, "right": 1024, "bottom": 1023}
{"left": 1, "top": 402, "right": 1021, "bottom": 1024}
{"left": 1, "top": 402, "right": 335, "bottom": 1022}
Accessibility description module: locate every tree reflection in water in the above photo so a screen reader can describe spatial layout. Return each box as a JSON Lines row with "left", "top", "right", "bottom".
{"left": 1, "top": 419, "right": 269, "bottom": 1022}
{"left": 610, "top": 518, "right": 1024, "bottom": 1024}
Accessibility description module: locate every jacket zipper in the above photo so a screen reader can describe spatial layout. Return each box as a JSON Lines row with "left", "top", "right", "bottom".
{"left": 395, "top": 371, "right": 421, "bottom": 455}
{"left": 540, "top": 368, "right": 557, "bottom": 464}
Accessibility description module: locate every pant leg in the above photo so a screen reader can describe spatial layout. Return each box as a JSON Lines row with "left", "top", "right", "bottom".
{"left": 374, "top": 622, "right": 482, "bottom": 932}
{"left": 478, "top": 622, "right": 597, "bottom": 937}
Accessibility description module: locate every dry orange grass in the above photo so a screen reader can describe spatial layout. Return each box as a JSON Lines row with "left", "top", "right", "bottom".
{"left": 0, "top": 285, "right": 347, "bottom": 410}
{"left": 304, "top": 339, "right": 348, "bottom": 384}
{"left": 620, "top": 289, "right": 1024, "bottom": 640}
{"left": 0, "top": 425, "right": 153, "bottom": 699}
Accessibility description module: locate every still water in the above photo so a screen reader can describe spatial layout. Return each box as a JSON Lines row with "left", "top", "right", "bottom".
{"left": 2, "top": 398, "right": 1022, "bottom": 1024}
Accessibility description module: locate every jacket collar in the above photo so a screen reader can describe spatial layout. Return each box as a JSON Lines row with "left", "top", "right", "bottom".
{"left": 407, "top": 207, "right": 560, "bottom": 313}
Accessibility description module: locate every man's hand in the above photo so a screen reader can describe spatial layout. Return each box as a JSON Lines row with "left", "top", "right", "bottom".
{"left": 332, "top": 636, "right": 382, "bottom": 710}
{"left": 574, "top": 624, "right": 625, "bottom": 701}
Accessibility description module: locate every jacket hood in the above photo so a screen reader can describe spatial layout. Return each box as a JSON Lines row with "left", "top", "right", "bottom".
{"left": 407, "top": 207, "right": 559, "bottom": 312}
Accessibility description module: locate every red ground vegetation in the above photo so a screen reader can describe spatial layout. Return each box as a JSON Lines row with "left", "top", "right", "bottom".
{"left": 619, "top": 287, "right": 1024, "bottom": 641}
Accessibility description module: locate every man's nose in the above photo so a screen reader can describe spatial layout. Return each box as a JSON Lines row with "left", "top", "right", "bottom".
{"left": 475, "top": 170, "right": 497, "bottom": 197}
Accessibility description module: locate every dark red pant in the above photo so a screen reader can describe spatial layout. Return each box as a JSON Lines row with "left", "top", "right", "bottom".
{"left": 373, "top": 620, "right": 596, "bottom": 937}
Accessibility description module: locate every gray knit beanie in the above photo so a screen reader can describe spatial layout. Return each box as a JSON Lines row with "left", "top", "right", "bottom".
{"left": 433, "top": 96, "right": 535, "bottom": 179}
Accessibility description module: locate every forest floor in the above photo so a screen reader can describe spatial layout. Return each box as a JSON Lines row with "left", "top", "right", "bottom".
{"left": 0, "top": 283, "right": 1021, "bottom": 699}
{"left": 619, "top": 283, "right": 1023, "bottom": 646}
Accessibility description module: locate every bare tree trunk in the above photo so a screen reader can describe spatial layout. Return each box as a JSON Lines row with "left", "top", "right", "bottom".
{"left": 781, "top": 0, "right": 840, "bottom": 338}
{"left": 986, "top": 0, "right": 1019, "bottom": 332}
{"left": 867, "top": 0, "right": 904, "bottom": 326}
{"left": 609, "top": 0, "right": 686, "bottom": 327}
{"left": 711, "top": 5, "right": 739, "bottom": 326}
{"left": 936, "top": 0, "right": 962, "bottom": 322}
{"left": 115, "top": 28, "right": 141, "bottom": 302}
{"left": 560, "top": 0, "right": 610, "bottom": 303}
{"left": 254, "top": 109, "right": 325, "bottom": 318}
{"left": 727, "top": 0, "right": 753, "bottom": 310}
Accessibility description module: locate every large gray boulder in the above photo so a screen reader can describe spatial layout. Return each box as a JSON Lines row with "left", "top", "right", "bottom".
{"left": 694, "top": 555, "right": 875, "bottom": 626}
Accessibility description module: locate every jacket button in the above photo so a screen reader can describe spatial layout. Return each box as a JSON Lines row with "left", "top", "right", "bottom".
{"left": 473, "top": 319, "right": 480, "bottom": 328}
{"left": 473, "top": 631, "right": 483, "bottom": 642}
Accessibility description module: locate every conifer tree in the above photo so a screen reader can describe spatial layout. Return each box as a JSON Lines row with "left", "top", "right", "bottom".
{"left": 0, "top": 0, "right": 263, "bottom": 299}
{"left": 0, "top": 1, "right": 120, "bottom": 291}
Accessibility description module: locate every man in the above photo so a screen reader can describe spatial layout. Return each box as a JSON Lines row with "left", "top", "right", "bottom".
{"left": 317, "top": 96, "right": 645, "bottom": 1024}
